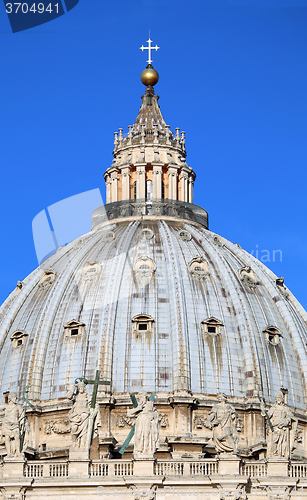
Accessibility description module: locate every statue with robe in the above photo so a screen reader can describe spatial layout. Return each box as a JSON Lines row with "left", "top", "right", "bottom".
{"left": 205, "top": 393, "right": 239, "bottom": 454}
{"left": 68, "top": 380, "right": 101, "bottom": 449}
{"left": 261, "top": 390, "right": 297, "bottom": 458}
{"left": 127, "top": 390, "right": 159, "bottom": 458}
{"left": 0, "top": 392, "right": 27, "bottom": 457}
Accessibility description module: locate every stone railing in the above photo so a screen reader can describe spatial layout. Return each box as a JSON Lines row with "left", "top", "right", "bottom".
{"left": 24, "top": 461, "right": 69, "bottom": 478}
{"left": 154, "top": 460, "right": 218, "bottom": 476}
{"left": 290, "top": 463, "right": 307, "bottom": 478}
{"left": 240, "top": 462, "right": 267, "bottom": 477}
{"left": 89, "top": 460, "right": 133, "bottom": 477}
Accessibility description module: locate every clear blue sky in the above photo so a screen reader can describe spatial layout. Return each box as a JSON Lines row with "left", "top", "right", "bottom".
{"left": 0, "top": 0, "right": 307, "bottom": 309}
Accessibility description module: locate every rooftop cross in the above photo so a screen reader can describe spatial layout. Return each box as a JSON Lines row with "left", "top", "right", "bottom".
{"left": 140, "top": 36, "right": 160, "bottom": 65}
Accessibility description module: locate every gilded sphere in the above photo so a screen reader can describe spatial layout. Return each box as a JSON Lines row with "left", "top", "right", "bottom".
{"left": 141, "top": 67, "right": 159, "bottom": 87}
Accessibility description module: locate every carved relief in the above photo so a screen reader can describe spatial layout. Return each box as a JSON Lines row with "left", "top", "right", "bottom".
{"left": 212, "top": 235, "right": 223, "bottom": 247}
{"left": 295, "top": 428, "right": 303, "bottom": 444}
{"left": 239, "top": 266, "right": 258, "bottom": 289}
{"left": 116, "top": 412, "right": 168, "bottom": 429}
{"left": 39, "top": 269, "right": 56, "bottom": 289}
{"left": 102, "top": 231, "right": 115, "bottom": 242}
{"left": 116, "top": 415, "right": 135, "bottom": 428}
{"left": 158, "top": 414, "right": 169, "bottom": 428}
{"left": 194, "top": 414, "right": 208, "bottom": 429}
{"left": 44, "top": 418, "right": 71, "bottom": 434}
{"left": 178, "top": 229, "right": 191, "bottom": 241}
{"left": 189, "top": 257, "right": 210, "bottom": 280}
{"left": 74, "top": 238, "right": 83, "bottom": 249}
{"left": 134, "top": 256, "right": 156, "bottom": 278}
{"left": 82, "top": 261, "right": 101, "bottom": 281}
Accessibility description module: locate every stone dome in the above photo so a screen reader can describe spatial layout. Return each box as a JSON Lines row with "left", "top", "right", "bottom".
{"left": 1, "top": 215, "right": 307, "bottom": 410}
{"left": 1, "top": 64, "right": 307, "bottom": 421}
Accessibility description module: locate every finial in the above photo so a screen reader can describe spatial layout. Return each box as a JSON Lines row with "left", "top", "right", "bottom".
{"left": 140, "top": 33, "right": 160, "bottom": 65}
{"left": 118, "top": 128, "right": 123, "bottom": 145}
{"left": 127, "top": 125, "right": 133, "bottom": 145}
{"left": 140, "top": 34, "right": 160, "bottom": 87}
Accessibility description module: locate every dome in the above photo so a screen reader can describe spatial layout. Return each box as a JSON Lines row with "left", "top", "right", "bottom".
{"left": 1, "top": 215, "right": 307, "bottom": 410}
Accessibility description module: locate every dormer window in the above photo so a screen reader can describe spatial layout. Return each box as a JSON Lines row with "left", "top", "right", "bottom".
{"left": 201, "top": 317, "right": 224, "bottom": 337}
{"left": 132, "top": 315, "right": 154, "bottom": 336}
{"left": 10, "top": 330, "right": 28, "bottom": 348}
{"left": 263, "top": 326, "right": 282, "bottom": 346}
{"left": 64, "top": 320, "right": 85, "bottom": 339}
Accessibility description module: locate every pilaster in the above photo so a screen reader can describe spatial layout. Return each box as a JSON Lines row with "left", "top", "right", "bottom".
{"left": 179, "top": 168, "right": 189, "bottom": 202}
{"left": 168, "top": 166, "right": 178, "bottom": 200}
{"left": 188, "top": 174, "right": 194, "bottom": 203}
{"left": 108, "top": 168, "right": 119, "bottom": 203}
{"left": 121, "top": 166, "right": 130, "bottom": 201}
{"left": 152, "top": 164, "right": 162, "bottom": 199}
{"left": 104, "top": 173, "right": 111, "bottom": 204}
{"left": 136, "top": 164, "right": 146, "bottom": 199}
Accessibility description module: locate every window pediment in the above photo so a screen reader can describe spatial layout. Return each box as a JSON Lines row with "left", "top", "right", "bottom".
{"left": 201, "top": 317, "right": 224, "bottom": 336}
{"left": 132, "top": 314, "right": 155, "bottom": 337}
{"left": 64, "top": 320, "right": 85, "bottom": 339}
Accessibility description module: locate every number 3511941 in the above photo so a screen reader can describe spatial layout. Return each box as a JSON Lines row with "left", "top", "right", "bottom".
{"left": 6, "top": 3, "right": 59, "bottom": 13}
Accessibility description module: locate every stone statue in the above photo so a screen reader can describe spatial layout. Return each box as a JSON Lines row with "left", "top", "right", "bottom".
{"left": 0, "top": 392, "right": 27, "bottom": 457}
{"left": 127, "top": 391, "right": 159, "bottom": 459}
{"left": 205, "top": 393, "right": 239, "bottom": 454}
{"left": 68, "top": 380, "right": 101, "bottom": 450}
{"left": 261, "top": 390, "right": 297, "bottom": 458}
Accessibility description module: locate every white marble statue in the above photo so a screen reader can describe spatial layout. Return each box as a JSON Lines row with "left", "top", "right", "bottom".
{"left": 127, "top": 391, "right": 159, "bottom": 459}
{"left": 205, "top": 393, "right": 239, "bottom": 454}
{"left": 0, "top": 392, "right": 27, "bottom": 457}
{"left": 68, "top": 380, "right": 100, "bottom": 449}
{"left": 261, "top": 390, "right": 297, "bottom": 458}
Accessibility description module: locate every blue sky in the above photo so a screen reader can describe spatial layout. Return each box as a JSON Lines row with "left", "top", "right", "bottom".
{"left": 0, "top": 0, "right": 307, "bottom": 308}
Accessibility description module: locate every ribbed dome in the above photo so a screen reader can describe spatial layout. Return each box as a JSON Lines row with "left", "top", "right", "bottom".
{"left": 1, "top": 217, "right": 307, "bottom": 410}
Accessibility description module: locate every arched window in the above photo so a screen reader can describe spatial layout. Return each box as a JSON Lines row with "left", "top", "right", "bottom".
{"left": 161, "top": 181, "right": 165, "bottom": 200}
{"left": 146, "top": 180, "right": 153, "bottom": 201}
{"left": 133, "top": 181, "right": 137, "bottom": 200}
